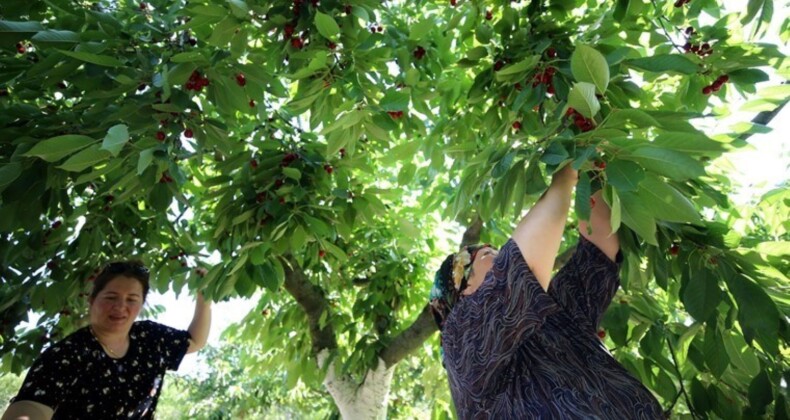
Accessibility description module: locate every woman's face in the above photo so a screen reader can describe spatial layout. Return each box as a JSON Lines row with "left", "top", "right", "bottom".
{"left": 462, "top": 247, "right": 498, "bottom": 296}
{"left": 89, "top": 276, "right": 144, "bottom": 335}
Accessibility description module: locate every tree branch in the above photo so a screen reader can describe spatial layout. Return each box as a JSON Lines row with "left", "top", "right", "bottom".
{"left": 739, "top": 97, "right": 788, "bottom": 141}
{"left": 377, "top": 217, "right": 484, "bottom": 367}
{"left": 282, "top": 257, "right": 337, "bottom": 354}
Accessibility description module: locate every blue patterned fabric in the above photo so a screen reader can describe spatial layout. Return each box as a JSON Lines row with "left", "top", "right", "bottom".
{"left": 441, "top": 237, "right": 665, "bottom": 419}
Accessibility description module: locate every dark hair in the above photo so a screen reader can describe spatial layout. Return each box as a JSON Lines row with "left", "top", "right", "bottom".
{"left": 429, "top": 244, "right": 490, "bottom": 331}
{"left": 90, "top": 260, "right": 150, "bottom": 301}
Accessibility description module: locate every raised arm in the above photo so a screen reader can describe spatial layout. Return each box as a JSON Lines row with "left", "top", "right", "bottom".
{"left": 578, "top": 189, "right": 619, "bottom": 261}
{"left": 186, "top": 292, "right": 211, "bottom": 354}
{"left": 2, "top": 401, "right": 54, "bottom": 420}
{"left": 511, "top": 164, "right": 577, "bottom": 291}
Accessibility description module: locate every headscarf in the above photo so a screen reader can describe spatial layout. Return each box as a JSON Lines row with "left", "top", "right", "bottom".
{"left": 429, "top": 244, "right": 490, "bottom": 332}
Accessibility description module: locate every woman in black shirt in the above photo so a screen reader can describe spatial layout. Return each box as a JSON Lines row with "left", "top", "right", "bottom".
{"left": 2, "top": 260, "right": 212, "bottom": 420}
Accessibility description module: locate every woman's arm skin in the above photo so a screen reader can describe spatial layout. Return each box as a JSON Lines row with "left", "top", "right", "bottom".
{"left": 512, "top": 165, "right": 577, "bottom": 291}
{"left": 2, "top": 400, "right": 54, "bottom": 420}
{"left": 186, "top": 292, "right": 211, "bottom": 354}
{"left": 578, "top": 189, "right": 620, "bottom": 261}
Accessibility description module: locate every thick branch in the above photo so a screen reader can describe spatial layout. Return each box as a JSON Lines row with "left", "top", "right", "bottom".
{"left": 379, "top": 305, "right": 436, "bottom": 368}
{"left": 377, "top": 217, "right": 484, "bottom": 367}
{"left": 282, "top": 257, "right": 337, "bottom": 354}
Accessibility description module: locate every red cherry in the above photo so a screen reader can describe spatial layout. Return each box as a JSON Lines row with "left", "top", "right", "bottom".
{"left": 51, "top": 220, "right": 62, "bottom": 229}
{"left": 327, "top": 41, "right": 337, "bottom": 50}
{"left": 515, "top": 83, "right": 523, "bottom": 91}
{"left": 284, "top": 24, "right": 295, "bottom": 38}
{"left": 319, "top": 250, "right": 326, "bottom": 258}
{"left": 494, "top": 60, "right": 504, "bottom": 71}
{"left": 156, "top": 131, "right": 166, "bottom": 141}
{"left": 702, "top": 86, "right": 713, "bottom": 95}
{"left": 683, "top": 42, "right": 692, "bottom": 52}
{"left": 485, "top": 10, "right": 492, "bottom": 20}
{"left": 595, "top": 161, "right": 606, "bottom": 169}
{"left": 546, "top": 47, "right": 557, "bottom": 58}
{"left": 597, "top": 330, "right": 606, "bottom": 339}
{"left": 139, "top": 2, "right": 147, "bottom": 9}
{"left": 324, "top": 164, "right": 334, "bottom": 174}
{"left": 344, "top": 4, "right": 352, "bottom": 14}
{"left": 183, "top": 129, "right": 193, "bottom": 138}
{"left": 250, "top": 159, "right": 259, "bottom": 168}
{"left": 450, "top": 0, "right": 457, "bottom": 6}
{"left": 236, "top": 73, "right": 246, "bottom": 87}
{"left": 717, "top": 74, "right": 729, "bottom": 84}
{"left": 249, "top": 99, "right": 256, "bottom": 107}
{"left": 566, "top": 107, "right": 576, "bottom": 116}
{"left": 339, "top": 148, "right": 346, "bottom": 158}
{"left": 512, "top": 121, "right": 521, "bottom": 130}
{"left": 669, "top": 243, "right": 680, "bottom": 256}
{"left": 291, "top": 38, "right": 304, "bottom": 49}
{"left": 274, "top": 179, "right": 284, "bottom": 188}
{"left": 16, "top": 43, "right": 26, "bottom": 54}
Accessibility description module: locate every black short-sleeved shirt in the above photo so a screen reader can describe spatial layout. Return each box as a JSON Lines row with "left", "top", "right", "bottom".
{"left": 11, "top": 320, "right": 191, "bottom": 419}
{"left": 442, "top": 237, "right": 665, "bottom": 419}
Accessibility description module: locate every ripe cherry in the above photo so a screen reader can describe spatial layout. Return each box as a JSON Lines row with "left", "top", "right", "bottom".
{"left": 512, "top": 121, "right": 522, "bottom": 130}
{"left": 156, "top": 131, "right": 166, "bottom": 141}
{"left": 236, "top": 73, "right": 246, "bottom": 87}
{"left": 250, "top": 159, "right": 259, "bottom": 168}
{"left": 291, "top": 38, "right": 304, "bottom": 49}
{"left": 324, "top": 164, "right": 334, "bottom": 174}
{"left": 319, "top": 250, "right": 326, "bottom": 258}
{"left": 485, "top": 10, "right": 492, "bottom": 20}
{"left": 702, "top": 86, "right": 713, "bottom": 95}
{"left": 183, "top": 129, "right": 193, "bottom": 138}
{"left": 16, "top": 43, "right": 26, "bottom": 54}
{"left": 249, "top": 99, "right": 256, "bottom": 107}
{"left": 597, "top": 330, "right": 606, "bottom": 339}
{"left": 669, "top": 243, "right": 680, "bottom": 256}
{"left": 546, "top": 47, "right": 557, "bottom": 58}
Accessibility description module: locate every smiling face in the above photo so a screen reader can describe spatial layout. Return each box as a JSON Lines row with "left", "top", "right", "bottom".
{"left": 462, "top": 246, "right": 499, "bottom": 296}
{"left": 89, "top": 276, "right": 144, "bottom": 335}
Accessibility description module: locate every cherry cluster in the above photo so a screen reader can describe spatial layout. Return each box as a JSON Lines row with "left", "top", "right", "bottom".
{"left": 387, "top": 110, "right": 405, "bottom": 119}
{"left": 281, "top": 153, "right": 299, "bottom": 167}
{"left": 368, "top": 24, "right": 384, "bottom": 33}
{"left": 185, "top": 70, "right": 209, "bottom": 92}
{"left": 531, "top": 66, "right": 557, "bottom": 94}
{"left": 159, "top": 171, "right": 174, "bottom": 183}
{"left": 566, "top": 107, "right": 595, "bottom": 132}
{"left": 702, "top": 74, "right": 729, "bottom": 95}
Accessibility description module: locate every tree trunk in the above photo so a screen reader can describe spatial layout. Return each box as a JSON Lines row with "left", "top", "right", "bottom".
{"left": 318, "top": 350, "right": 395, "bottom": 419}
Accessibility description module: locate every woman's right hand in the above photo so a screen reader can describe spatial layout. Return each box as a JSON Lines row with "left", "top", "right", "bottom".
{"left": 550, "top": 164, "right": 578, "bottom": 189}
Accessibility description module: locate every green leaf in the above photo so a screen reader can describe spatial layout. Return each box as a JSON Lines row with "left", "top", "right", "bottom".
{"left": 603, "top": 109, "right": 659, "bottom": 129}
{"left": 625, "top": 54, "right": 699, "bottom": 75}
{"left": 605, "top": 160, "right": 644, "bottom": 192}
{"left": 409, "top": 18, "right": 432, "bottom": 41}
{"left": 495, "top": 55, "right": 541, "bottom": 79}
{"left": 690, "top": 379, "right": 711, "bottom": 414}
{"left": 703, "top": 325, "right": 729, "bottom": 378}
{"left": 137, "top": 149, "right": 155, "bottom": 175}
{"left": 575, "top": 171, "right": 592, "bottom": 222}
{"left": 728, "top": 68, "right": 770, "bottom": 85}
{"left": 682, "top": 268, "right": 721, "bottom": 322}
{"left": 56, "top": 145, "right": 111, "bottom": 172}
{"left": 567, "top": 82, "right": 600, "bottom": 118}
{"left": 227, "top": 0, "right": 249, "bottom": 19}
{"left": 491, "top": 151, "right": 516, "bottom": 179}
{"left": 23, "top": 135, "right": 98, "bottom": 162}
{"left": 635, "top": 175, "right": 702, "bottom": 224}
{"left": 379, "top": 90, "right": 409, "bottom": 111}
{"left": 571, "top": 45, "right": 610, "bottom": 94}
{"left": 0, "top": 20, "right": 44, "bottom": 33}
{"left": 0, "top": 163, "right": 22, "bottom": 193}
{"left": 148, "top": 183, "right": 172, "bottom": 212}
{"left": 100, "top": 124, "right": 129, "bottom": 157}
{"left": 31, "top": 30, "right": 79, "bottom": 44}
{"left": 619, "top": 192, "right": 657, "bottom": 245}
{"left": 314, "top": 11, "right": 340, "bottom": 40}
{"left": 282, "top": 167, "right": 301, "bottom": 180}
{"left": 722, "top": 330, "right": 761, "bottom": 376}
{"left": 652, "top": 132, "right": 727, "bottom": 156}
{"left": 541, "top": 141, "right": 569, "bottom": 165}
{"left": 624, "top": 147, "right": 705, "bottom": 181}
{"left": 725, "top": 273, "right": 781, "bottom": 355}
{"left": 171, "top": 51, "right": 208, "bottom": 64}
{"left": 58, "top": 50, "right": 125, "bottom": 67}
{"left": 604, "top": 186, "right": 622, "bottom": 234}
{"left": 748, "top": 370, "right": 774, "bottom": 414}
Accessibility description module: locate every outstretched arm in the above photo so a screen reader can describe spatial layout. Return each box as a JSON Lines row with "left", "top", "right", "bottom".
{"left": 511, "top": 165, "right": 577, "bottom": 291}
{"left": 186, "top": 292, "right": 211, "bottom": 354}
{"left": 578, "top": 189, "right": 619, "bottom": 261}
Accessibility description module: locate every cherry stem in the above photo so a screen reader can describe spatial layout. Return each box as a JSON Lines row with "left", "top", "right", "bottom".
{"left": 649, "top": 0, "right": 687, "bottom": 55}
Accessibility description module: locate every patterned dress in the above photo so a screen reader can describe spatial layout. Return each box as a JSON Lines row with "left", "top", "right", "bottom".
{"left": 442, "top": 237, "right": 665, "bottom": 419}
{"left": 11, "top": 320, "right": 190, "bottom": 419}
